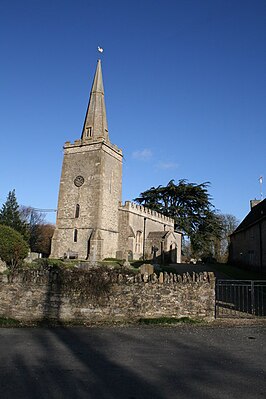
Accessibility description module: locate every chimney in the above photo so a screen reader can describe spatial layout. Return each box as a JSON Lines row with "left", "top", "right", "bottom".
{"left": 250, "top": 199, "right": 261, "bottom": 209}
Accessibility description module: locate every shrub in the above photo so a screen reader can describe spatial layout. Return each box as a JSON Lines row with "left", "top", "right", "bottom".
{"left": 32, "top": 258, "right": 65, "bottom": 270}
{"left": 0, "top": 224, "right": 29, "bottom": 270}
{"left": 0, "top": 317, "right": 21, "bottom": 327}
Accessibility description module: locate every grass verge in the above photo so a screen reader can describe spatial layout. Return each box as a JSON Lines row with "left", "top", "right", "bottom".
{"left": 0, "top": 317, "right": 22, "bottom": 327}
{"left": 138, "top": 317, "right": 201, "bottom": 325}
{"left": 0, "top": 316, "right": 202, "bottom": 328}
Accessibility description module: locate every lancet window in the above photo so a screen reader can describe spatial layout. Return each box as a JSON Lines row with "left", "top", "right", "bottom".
{"left": 75, "top": 204, "right": 80, "bottom": 218}
{"left": 135, "top": 230, "right": 143, "bottom": 254}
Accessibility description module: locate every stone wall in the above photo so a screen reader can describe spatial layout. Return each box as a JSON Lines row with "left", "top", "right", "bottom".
{"left": 118, "top": 201, "right": 182, "bottom": 261}
{"left": 0, "top": 269, "right": 215, "bottom": 323}
{"left": 119, "top": 201, "right": 174, "bottom": 225}
{"left": 50, "top": 139, "right": 123, "bottom": 260}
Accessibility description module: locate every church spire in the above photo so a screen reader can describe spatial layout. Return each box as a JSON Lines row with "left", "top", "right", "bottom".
{"left": 81, "top": 59, "right": 109, "bottom": 142}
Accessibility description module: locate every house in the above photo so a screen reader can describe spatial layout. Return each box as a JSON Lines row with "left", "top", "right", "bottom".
{"left": 229, "top": 199, "right": 266, "bottom": 272}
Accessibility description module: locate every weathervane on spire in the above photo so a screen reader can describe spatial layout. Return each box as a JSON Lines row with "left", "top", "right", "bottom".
{"left": 98, "top": 46, "right": 104, "bottom": 53}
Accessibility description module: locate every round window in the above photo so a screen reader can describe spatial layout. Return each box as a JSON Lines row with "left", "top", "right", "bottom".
{"left": 74, "top": 175, "right": 84, "bottom": 187}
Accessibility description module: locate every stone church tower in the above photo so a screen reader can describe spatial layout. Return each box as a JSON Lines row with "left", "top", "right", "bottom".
{"left": 50, "top": 60, "right": 123, "bottom": 260}
{"left": 51, "top": 60, "right": 182, "bottom": 263}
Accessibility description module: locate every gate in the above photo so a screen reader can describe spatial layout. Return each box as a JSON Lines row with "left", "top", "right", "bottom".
{"left": 216, "top": 280, "right": 266, "bottom": 318}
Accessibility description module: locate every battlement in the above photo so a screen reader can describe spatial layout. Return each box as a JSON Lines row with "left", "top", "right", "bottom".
{"left": 64, "top": 138, "right": 122, "bottom": 154}
{"left": 119, "top": 201, "right": 174, "bottom": 224}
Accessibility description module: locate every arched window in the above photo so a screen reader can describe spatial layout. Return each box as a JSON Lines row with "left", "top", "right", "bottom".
{"left": 170, "top": 243, "right": 177, "bottom": 263}
{"left": 74, "top": 229, "right": 78, "bottom": 242}
{"left": 75, "top": 204, "right": 80, "bottom": 218}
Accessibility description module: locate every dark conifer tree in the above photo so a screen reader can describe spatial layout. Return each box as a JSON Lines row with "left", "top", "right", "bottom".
{"left": 135, "top": 179, "right": 223, "bottom": 257}
{"left": 0, "top": 190, "right": 28, "bottom": 240}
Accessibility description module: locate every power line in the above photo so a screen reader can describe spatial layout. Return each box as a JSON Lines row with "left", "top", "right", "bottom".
{"left": 20, "top": 207, "right": 57, "bottom": 213}
{"left": 32, "top": 208, "right": 57, "bottom": 212}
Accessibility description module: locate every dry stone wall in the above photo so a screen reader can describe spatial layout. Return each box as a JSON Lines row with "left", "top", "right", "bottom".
{"left": 0, "top": 269, "right": 215, "bottom": 323}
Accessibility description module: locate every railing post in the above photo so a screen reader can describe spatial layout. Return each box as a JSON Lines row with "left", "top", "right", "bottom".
{"left": 251, "top": 280, "right": 255, "bottom": 316}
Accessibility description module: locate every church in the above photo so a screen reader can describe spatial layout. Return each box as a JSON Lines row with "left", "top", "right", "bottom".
{"left": 50, "top": 60, "right": 181, "bottom": 263}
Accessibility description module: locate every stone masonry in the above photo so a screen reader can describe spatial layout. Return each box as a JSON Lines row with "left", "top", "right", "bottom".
{"left": 0, "top": 269, "right": 215, "bottom": 322}
{"left": 50, "top": 60, "right": 182, "bottom": 262}
{"left": 118, "top": 202, "right": 181, "bottom": 262}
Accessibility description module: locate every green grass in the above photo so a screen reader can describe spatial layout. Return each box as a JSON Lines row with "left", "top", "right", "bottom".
{"left": 158, "top": 262, "right": 266, "bottom": 280}
{"left": 130, "top": 260, "right": 153, "bottom": 268}
{"left": 159, "top": 265, "right": 178, "bottom": 274}
{"left": 138, "top": 316, "right": 201, "bottom": 325}
{"left": 1, "top": 269, "right": 10, "bottom": 275}
{"left": 0, "top": 317, "right": 21, "bottom": 327}
{"left": 99, "top": 260, "right": 123, "bottom": 267}
{"left": 212, "top": 263, "right": 266, "bottom": 280}
{"left": 99, "top": 261, "right": 139, "bottom": 273}
{"left": 0, "top": 316, "right": 202, "bottom": 328}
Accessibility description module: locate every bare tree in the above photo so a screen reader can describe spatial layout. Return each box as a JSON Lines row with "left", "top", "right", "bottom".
{"left": 214, "top": 214, "right": 239, "bottom": 262}
{"left": 20, "top": 206, "right": 46, "bottom": 253}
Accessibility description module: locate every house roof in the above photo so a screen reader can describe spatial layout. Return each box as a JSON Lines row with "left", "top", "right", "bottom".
{"left": 232, "top": 198, "right": 266, "bottom": 234}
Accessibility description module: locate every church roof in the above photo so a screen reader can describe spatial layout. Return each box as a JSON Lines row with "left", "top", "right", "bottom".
{"left": 81, "top": 59, "right": 109, "bottom": 142}
{"left": 147, "top": 231, "right": 169, "bottom": 239}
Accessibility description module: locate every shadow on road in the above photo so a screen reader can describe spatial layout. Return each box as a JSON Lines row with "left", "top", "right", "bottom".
{"left": 1, "top": 325, "right": 265, "bottom": 399}
{"left": 42, "top": 269, "right": 62, "bottom": 322}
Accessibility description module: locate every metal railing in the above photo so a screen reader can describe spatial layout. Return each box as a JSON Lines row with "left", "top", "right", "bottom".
{"left": 216, "top": 280, "right": 266, "bottom": 318}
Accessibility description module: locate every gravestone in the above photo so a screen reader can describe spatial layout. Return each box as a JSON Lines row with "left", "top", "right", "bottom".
{"left": 123, "top": 251, "right": 131, "bottom": 268}
{"left": 140, "top": 263, "right": 154, "bottom": 276}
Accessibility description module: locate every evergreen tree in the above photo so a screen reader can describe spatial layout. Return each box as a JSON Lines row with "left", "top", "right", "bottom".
{"left": 0, "top": 190, "right": 27, "bottom": 239}
{"left": 135, "top": 179, "right": 223, "bottom": 258}
{"left": 0, "top": 224, "right": 29, "bottom": 270}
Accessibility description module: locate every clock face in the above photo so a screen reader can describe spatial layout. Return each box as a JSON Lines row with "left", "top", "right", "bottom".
{"left": 74, "top": 175, "right": 84, "bottom": 187}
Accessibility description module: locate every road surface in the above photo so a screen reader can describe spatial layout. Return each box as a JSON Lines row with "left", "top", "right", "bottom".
{"left": 0, "top": 325, "right": 265, "bottom": 398}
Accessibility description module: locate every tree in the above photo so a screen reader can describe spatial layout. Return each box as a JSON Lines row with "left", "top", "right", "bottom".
{"left": 214, "top": 214, "right": 239, "bottom": 262}
{"left": 19, "top": 207, "right": 55, "bottom": 256}
{"left": 0, "top": 224, "right": 29, "bottom": 270}
{"left": 20, "top": 206, "right": 45, "bottom": 252}
{"left": 190, "top": 210, "right": 223, "bottom": 259}
{"left": 0, "top": 190, "right": 27, "bottom": 240}
{"left": 35, "top": 224, "right": 55, "bottom": 257}
{"left": 134, "top": 179, "right": 223, "bottom": 258}
{"left": 0, "top": 192, "right": 55, "bottom": 256}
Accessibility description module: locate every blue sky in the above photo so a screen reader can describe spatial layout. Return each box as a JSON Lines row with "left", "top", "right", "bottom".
{"left": 0, "top": 0, "right": 265, "bottom": 224}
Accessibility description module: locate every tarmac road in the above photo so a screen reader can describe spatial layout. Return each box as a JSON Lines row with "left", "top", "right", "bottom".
{"left": 0, "top": 325, "right": 265, "bottom": 399}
